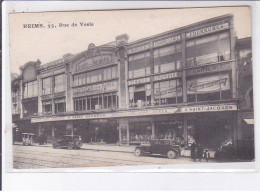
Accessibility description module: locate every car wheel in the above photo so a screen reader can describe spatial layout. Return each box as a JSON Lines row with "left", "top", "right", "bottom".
{"left": 67, "top": 143, "right": 73, "bottom": 150}
{"left": 135, "top": 148, "right": 142, "bottom": 157}
{"left": 167, "top": 150, "right": 177, "bottom": 159}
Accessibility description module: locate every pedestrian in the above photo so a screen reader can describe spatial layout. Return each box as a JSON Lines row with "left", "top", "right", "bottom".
{"left": 203, "top": 149, "right": 210, "bottom": 162}
{"left": 197, "top": 143, "right": 203, "bottom": 162}
{"left": 191, "top": 142, "right": 197, "bottom": 162}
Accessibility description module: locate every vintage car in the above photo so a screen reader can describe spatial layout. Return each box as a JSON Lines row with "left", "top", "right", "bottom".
{"left": 22, "top": 133, "right": 35, "bottom": 146}
{"left": 52, "top": 135, "right": 82, "bottom": 149}
{"left": 134, "top": 139, "right": 182, "bottom": 159}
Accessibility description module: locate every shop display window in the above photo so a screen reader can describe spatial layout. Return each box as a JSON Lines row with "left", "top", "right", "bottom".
{"left": 129, "top": 84, "right": 151, "bottom": 107}
{"left": 54, "top": 74, "right": 65, "bottom": 93}
{"left": 155, "top": 120, "right": 184, "bottom": 141}
{"left": 186, "top": 31, "right": 231, "bottom": 67}
{"left": 128, "top": 52, "right": 150, "bottom": 79}
{"left": 24, "top": 80, "right": 38, "bottom": 98}
{"left": 129, "top": 122, "right": 152, "bottom": 142}
{"left": 54, "top": 98, "right": 66, "bottom": 114}
{"left": 154, "top": 44, "right": 182, "bottom": 74}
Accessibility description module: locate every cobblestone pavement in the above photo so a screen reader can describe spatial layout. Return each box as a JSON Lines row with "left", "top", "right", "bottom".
{"left": 13, "top": 144, "right": 215, "bottom": 169}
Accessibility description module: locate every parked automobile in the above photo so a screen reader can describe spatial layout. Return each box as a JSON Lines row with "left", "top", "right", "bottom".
{"left": 52, "top": 135, "right": 82, "bottom": 149}
{"left": 134, "top": 139, "right": 182, "bottom": 159}
{"left": 214, "top": 141, "right": 235, "bottom": 161}
{"left": 22, "top": 133, "right": 35, "bottom": 146}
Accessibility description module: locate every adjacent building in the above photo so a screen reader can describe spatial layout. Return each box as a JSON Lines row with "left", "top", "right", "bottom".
{"left": 11, "top": 14, "right": 254, "bottom": 158}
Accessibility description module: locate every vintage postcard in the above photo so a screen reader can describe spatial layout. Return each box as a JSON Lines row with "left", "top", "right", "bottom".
{"left": 8, "top": 6, "right": 254, "bottom": 170}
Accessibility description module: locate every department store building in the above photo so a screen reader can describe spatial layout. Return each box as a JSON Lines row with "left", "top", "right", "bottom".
{"left": 12, "top": 14, "right": 253, "bottom": 152}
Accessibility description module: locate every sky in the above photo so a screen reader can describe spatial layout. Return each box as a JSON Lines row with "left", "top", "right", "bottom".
{"left": 9, "top": 6, "right": 251, "bottom": 74}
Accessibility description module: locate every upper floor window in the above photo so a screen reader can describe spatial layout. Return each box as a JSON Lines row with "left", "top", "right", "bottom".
{"left": 103, "top": 66, "right": 118, "bottom": 81}
{"left": 54, "top": 98, "right": 66, "bottom": 114}
{"left": 129, "top": 84, "right": 151, "bottom": 107}
{"left": 73, "top": 92, "right": 118, "bottom": 111}
{"left": 154, "top": 79, "right": 182, "bottom": 105}
{"left": 42, "top": 100, "right": 52, "bottom": 113}
{"left": 42, "top": 77, "right": 52, "bottom": 95}
{"left": 54, "top": 74, "right": 65, "bottom": 93}
{"left": 87, "top": 69, "right": 102, "bottom": 83}
{"left": 128, "top": 52, "right": 151, "bottom": 79}
{"left": 154, "top": 44, "right": 182, "bottom": 74}
{"left": 186, "top": 31, "right": 231, "bottom": 67}
{"left": 24, "top": 80, "right": 38, "bottom": 98}
{"left": 73, "top": 66, "right": 118, "bottom": 87}
{"left": 187, "top": 73, "right": 231, "bottom": 102}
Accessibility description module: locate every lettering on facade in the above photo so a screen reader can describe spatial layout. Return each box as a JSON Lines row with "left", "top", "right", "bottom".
{"left": 187, "top": 62, "right": 232, "bottom": 75}
{"left": 72, "top": 54, "right": 114, "bottom": 73}
{"left": 73, "top": 81, "right": 118, "bottom": 95}
{"left": 153, "top": 35, "right": 181, "bottom": 48}
{"left": 181, "top": 104, "right": 237, "bottom": 113}
{"left": 187, "top": 74, "right": 230, "bottom": 94}
{"left": 154, "top": 72, "right": 181, "bottom": 81}
{"left": 31, "top": 103, "right": 237, "bottom": 123}
{"left": 128, "top": 77, "right": 151, "bottom": 86}
{"left": 186, "top": 23, "right": 229, "bottom": 38}
{"left": 128, "top": 43, "right": 150, "bottom": 55}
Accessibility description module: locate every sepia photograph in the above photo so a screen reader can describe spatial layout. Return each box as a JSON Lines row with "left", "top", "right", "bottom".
{"left": 8, "top": 6, "right": 254, "bottom": 170}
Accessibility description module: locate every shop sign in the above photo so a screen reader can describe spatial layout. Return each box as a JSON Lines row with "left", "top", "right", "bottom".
{"left": 73, "top": 81, "right": 118, "bottom": 95}
{"left": 187, "top": 62, "right": 232, "bottom": 76}
{"left": 154, "top": 72, "right": 181, "bottom": 81}
{"left": 153, "top": 35, "right": 181, "bottom": 48}
{"left": 72, "top": 54, "right": 114, "bottom": 73}
{"left": 180, "top": 104, "right": 237, "bottom": 113}
{"left": 31, "top": 103, "right": 237, "bottom": 123}
{"left": 128, "top": 43, "right": 150, "bottom": 55}
{"left": 128, "top": 77, "right": 151, "bottom": 86}
{"left": 186, "top": 23, "right": 229, "bottom": 38}
{"left": 187, "top": 73, "right": 230, "bottom": 94}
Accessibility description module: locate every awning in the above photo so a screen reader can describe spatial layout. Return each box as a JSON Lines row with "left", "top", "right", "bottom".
{"left": 244, "top": 119, "right": 254, "bottom": 125}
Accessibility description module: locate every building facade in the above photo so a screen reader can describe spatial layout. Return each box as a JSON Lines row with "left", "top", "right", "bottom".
{"left": 11, "top": 14, "right": 254, "bottom": 157}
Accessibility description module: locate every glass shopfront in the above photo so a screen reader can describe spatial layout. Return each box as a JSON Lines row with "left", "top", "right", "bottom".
{"left": 129, "top": 121, "right": 152, "bottom": 143}
{"left": 76, "top": 119, "right": 118, "bottom": 143}
{"left": 187, "top": 112, "right": 233, "bottom": 150}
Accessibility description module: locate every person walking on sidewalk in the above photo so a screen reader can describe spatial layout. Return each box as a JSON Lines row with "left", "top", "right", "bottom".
{"left": 197, "top": 143, "right": 203, "bottom": 162}
{"left": 191, "top": 142, "right": 197, "bottom": 162}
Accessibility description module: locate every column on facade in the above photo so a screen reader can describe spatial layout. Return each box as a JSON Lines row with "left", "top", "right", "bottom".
{"left": 19, "top": 78, "right": 24, "bottom": 118}
{"left": 118, "top": 118, "right": 129, "bottom": 145}
{"left": 151, "top": 120, "right": 155, "bottom": 140}
{"left": 149, "top": 42, "right": 155, "bottom": 105}
{"left": 37, "top": 73, "right": 42, "bottom": 113}
{"left": 66, "top": 121, "right": 73, "bottom": 135}
{"left": 65, "top": 63, "right": 73, "bottom": 112}
{"left": 181, "top": 33, "right": 188, "bottom": 147}
{"left": 230, "top": 16, "right": 237, "bottom": 99}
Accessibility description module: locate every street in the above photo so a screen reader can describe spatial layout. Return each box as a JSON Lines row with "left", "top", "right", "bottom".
{"left": 13, "top": 144, "right": 215, "bottom": 169}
